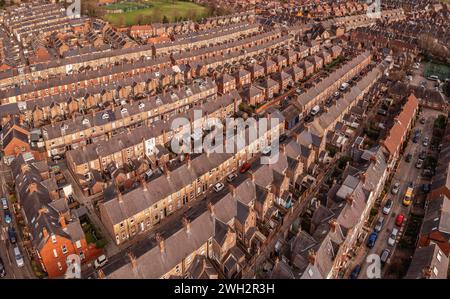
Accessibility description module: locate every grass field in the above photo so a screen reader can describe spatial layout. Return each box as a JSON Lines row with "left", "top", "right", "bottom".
{"left": 104, "top": 0, "right": 210, "bottom": 26}
{"left": 423, "top": 61, "right": 450, "bottom": 81}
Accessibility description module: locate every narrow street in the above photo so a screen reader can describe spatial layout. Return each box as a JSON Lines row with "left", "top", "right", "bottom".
{"left": 0, "top": 160, "right": 34, "bottom": 279}
{"left": 348, "top": 108, "right": 443, "bottom": 279}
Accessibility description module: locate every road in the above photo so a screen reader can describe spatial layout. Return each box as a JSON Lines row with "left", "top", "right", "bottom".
{"left": 0, "top": 160, "right": 34, "bottom": 279}
{"left": 350, "top": 108, "right": 443, "bottom": 279}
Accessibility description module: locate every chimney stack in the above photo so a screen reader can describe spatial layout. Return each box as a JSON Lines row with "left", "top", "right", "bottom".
{"left": 182, "top": 215, "right": 191, "bottom": 234}
{"left": 280, "top": 143, "right": 286, "bottom": 154}
{"left": 228, "top": 184, "right": 236, "bottom": 197}
{"left": 359, "top": 173, "right": 367, "bottom": 184}
{"left": 141, "top": 178, "right": 147, "bottom": 192}
{"left": 329, "top": 218, "right": 337, "bottom": 233}
{"left": 128, "top": 251, "right": 138, "bottom": 270}
{"left": 28, "top": 182, "right": 38, "bottom": 194}
{"left": 118, "top": 191, "right": 124, "bottom": 204}
{"left": 249, "top": 171, "right": 255, "bottom": 182}
{"left": 308, "top": 249, "right": 316, "bottom": 265}
{"left": 156, "top": 233, "right": 165, "bottom": 253}
{"left": 164, "top": 165, "right": 171, "bottom": 179}
{"left": 59, "top": 213, "right": 66, "bottom": 229}
{"left": 207, "top": 201, "right": 215, "bottom": 217}
{"left": 422, "top": 266, "right": 432, "bottom": 279}
{"left": 345, "top": 194, "right": 354, "bottom": 206}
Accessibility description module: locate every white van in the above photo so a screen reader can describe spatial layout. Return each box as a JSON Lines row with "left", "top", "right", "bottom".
{"left": 310, "top": 105, "right": 320, "bottom": 116}
{"left": 339, "top": 82, "right": 349, "bottom": 91}
{"left": 13, "top": 246, "right": 24, "bottom": 268}
{"left": 428, "top": 75, "right": 439, "bottom": 81}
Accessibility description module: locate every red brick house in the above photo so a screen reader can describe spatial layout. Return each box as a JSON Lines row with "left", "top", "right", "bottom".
{"left": 11, "top": 154, "right": 95, "bottom": 278}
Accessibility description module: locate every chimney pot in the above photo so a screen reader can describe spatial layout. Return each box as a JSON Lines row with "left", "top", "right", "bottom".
{"left": 156, "top": 233, "right": 165, "bottom": 253}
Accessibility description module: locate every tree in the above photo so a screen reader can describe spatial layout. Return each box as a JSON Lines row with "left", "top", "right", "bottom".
{"left": 444, "top": 81, "right": 450, "bottom": 98}
{"left": 162, "top": 15, "right": 169, "bottom": 23}
{"left": 135, "top": 14, "right": 145, "bottom": 25}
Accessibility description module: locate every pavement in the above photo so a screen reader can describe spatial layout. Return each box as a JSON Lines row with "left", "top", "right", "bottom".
{"left": 0, "top": 160, "right": 34, "bottom": 279}
{"left": 347, "top": 108, "right": 444, "bottom": 279}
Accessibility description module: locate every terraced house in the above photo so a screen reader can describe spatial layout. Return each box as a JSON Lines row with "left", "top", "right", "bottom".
{"left": 99, "top": 114, "right": 285, "bottom": 245}
{"left": 41, "top": 79, "right": 217, "bottom": 157}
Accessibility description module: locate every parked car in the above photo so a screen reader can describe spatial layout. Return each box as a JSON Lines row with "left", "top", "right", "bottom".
{"left": 412, "top": 135, "right": 418, "bottom": 143}
{"left": 383, "top": 199, "right": 393, "bottom": 215}
{"left": 374, "top": 217, "right": 385, "bottom": 232}
{"left": 415, "top": 159, "right": 424, "bottom": 169}
{"left": 367, "top": 232, "right": 378, "bottom": 248}
{"left": 422, "top": 183, "right": 431, "bottom": 193}
{"left": 349, "top": 265, "right": 361, "bottom": 279}
{"left": 261, "top": 146, "right": 272, "bottom": 156}
{"left": 304, "top": 115, "right": 313, "bottom": 123}
{"left": 239, "top": 163, "right": 251, "bottom": 173}
{"left": 4, "top": 210, "right": 11, "bottom": 224}
{"left": 279, "top": 134, "right": 288, "bottom": 143}
{"left": 0, "top": 258, "right": 5, "bottom": 278}
{"left": 94, "top": 254, "right": 108, "bottom": 269}
{"left": 213, "top": 182, "right": 225, "bottom": 193}
{"left": 8, "top": 227, "right": 17, "bottom": 244}
{"left": 1, "top": 198, "right": 7, "bottom": 210}
{"left": 405, "top": 154, "right": 412, "bottom": 162}
{"left": 423, "top": 137, "right": 429, "bottom": 147}
{"left": 2, "top": 197, "right": 8, "bottom": 210}
{"left": 13, "top": 246, "right": 24, "bottom": 268}
{"left": 419, "top": 151, "right": 427, "bottom": 160}
{"left": 388, "top": 228, "right": 399, "bottom": 246}
{"left": 395, "top": 214, "right": 405, "bottom": 226}
{"left": 226, "top": 173, "right": 238, "bottom": 183}
{"left": 391, "top": 182, "right": 400, "bottom": 195}
{"left": 380, "top": 249, "right": 391, "bottom": 265}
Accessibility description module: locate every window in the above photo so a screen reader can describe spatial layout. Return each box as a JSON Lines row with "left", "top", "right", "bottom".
{"left": 175, "top": 265, "right": 180, "bottom": 273}
{"left": 75, "top": 240, "right": 82, "bottom": 249}
{"left": 53, "top": 249, "right": 58, "bottom": 258}
{"left": 433, "top": 267, "right": 438, "bottom": 276}
{"left": 51, "top": 235, "right": 57, "bottom": 243}
{"left": 57, "top": 262, "right": 62, "bottom": 271}
{"left": 437, "top": 251, "right": 442, "bottom": 262}
{"left": 62, "top": 245, "right": 68, "bottom": 254}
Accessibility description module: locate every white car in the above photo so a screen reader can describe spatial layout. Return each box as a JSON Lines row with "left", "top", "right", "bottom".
{"left": 388, "top": 228, "right": 399, "bottom": 246}
{"left": 213, "top": 182, "right": 225, "bottom": 192}
{"left": 13, "top": 246, "right": 24, "bottom": 268}
{"left": 261, "top": 146, "right": 272, "bottom": 155}
{"left": 391, "top": 183, "right": 400, "bottom": 195}
{"left": 1, "top": 197, "right": 8, "bottom": 210}
{"left": 382, "top": 199, "right": 393, "bottom": 215}
{"left": 226, "top": 173, "right": 238, "bottom": 183}
{"left": 94, "top": 254, "right": 108, "bottom": 269}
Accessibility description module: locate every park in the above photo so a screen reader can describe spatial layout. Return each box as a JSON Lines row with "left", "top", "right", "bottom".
{"left": 103, "top": 0, "right": 211, "bottom": 26}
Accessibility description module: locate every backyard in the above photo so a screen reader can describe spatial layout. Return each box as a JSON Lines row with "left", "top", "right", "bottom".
{"left": 103, "top": 0, "right": 211, "bottom": 26}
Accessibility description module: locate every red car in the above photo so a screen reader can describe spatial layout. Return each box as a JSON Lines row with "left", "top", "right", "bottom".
{"left": 395, "top": 214, "right": 405, "bottom": 226}
{"left": 239, "top": 163, "right": 251, "bottom": 173}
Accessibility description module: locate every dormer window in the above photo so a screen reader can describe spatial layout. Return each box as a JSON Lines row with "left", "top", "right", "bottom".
{"left": 82, "top": 118, "right": 89, "bottom": 125}
{"left": 51, "top": 234, "right": 57, "bottom": 243}
{"left": 102, "top": 113, "right": 109, "bottom": 120}
{"left": 138, "top": 102, "right": 145, "bottom": 110}
{"left": 121, "top": 107, "right": 128, "bottom": 114}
